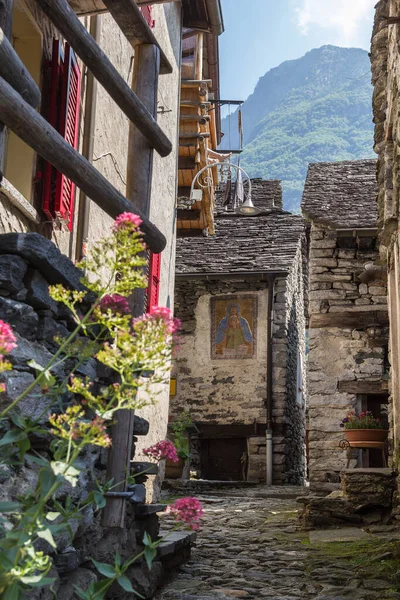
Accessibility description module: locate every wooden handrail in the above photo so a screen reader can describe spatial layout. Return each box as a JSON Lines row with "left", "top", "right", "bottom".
{"left": 102, "top": 0, "right": 173, "bottom": 74}
{"left": 0, "top": 75, "right": 166, "bottom": 252}
{"left": 34, "top": 0, "right": 172, "bottom": 157}
{"left": 0, "top": 27, "right": 41, "bottom": 108}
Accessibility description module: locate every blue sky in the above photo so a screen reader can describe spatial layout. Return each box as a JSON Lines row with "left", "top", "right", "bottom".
{"left": 219, "top": 0, "right": 376, "bottom": 102}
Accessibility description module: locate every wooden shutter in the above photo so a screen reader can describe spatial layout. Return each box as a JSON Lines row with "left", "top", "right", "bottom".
{"left": 146, "top": 252, "right": 161, "bottom": 312}
{"left": 140, "top": 5, "right": 155, "bottom": 28}
{"left": 42, "top": 41, "right": 81, "bottom": 230}
{"left": 42, "top": 40, "right": 63, "bottom": 220}
{"left": 54, "top": 44, "right": 81, "bottom": 231}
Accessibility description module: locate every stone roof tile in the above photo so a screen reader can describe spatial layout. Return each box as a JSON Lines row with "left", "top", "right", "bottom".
{"left": 301, "top": 159, "right": 378, "bottom": 228}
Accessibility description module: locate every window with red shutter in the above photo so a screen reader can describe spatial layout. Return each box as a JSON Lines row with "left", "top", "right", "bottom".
{"left": 42, "top": 41, "right": 81, "bottom": 231}
{"left": 140, "top": 5, "right": 155, "bottom": 28}
{"left": 146, "top": 252, "right": 161, "bottom": 313}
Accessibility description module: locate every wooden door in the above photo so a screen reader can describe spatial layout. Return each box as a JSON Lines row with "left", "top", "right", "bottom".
{"left": 200, "top": 438, "right": 247, "bottom": 481}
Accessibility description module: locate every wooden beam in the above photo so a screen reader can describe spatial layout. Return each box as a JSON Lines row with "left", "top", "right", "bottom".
{"left": 35, "top": 0, "right": 172, "bottom": 157}
{"left": 102, "top": 0, "right": 173, "bottom": 74}
{"left": 180, "top": 115, "right": 210, "bottom": 124}
{"left": 67, "top": 0, "right": 106, "bottom": 14}
{"left": 0, "top": 27, "right": 41, "bottom": 107}
{"left": 0, "top": 0, "right": 13, "bottom": 171}
{"left": 136, "top": 0, "right": 180, "bottom": 4}
{"left": 195, "top": 32, "right": 203, "bottom": 81}
{"left": 102, "top": 43, "right": 161, "bottom": 529}
{"left": 309, "top": 310, "right": 389, "bottom": 329}
{"left": 181, "top": 79, "right": 212, "bottom": 87}
{"left": 179, "top": 132, "right": 210, "bottom": 139}
{"left": 338, "top": 379, "right": 389, "bottom": 395}
{"left": 0, "top": 75, "right": 166, "bottom": 252}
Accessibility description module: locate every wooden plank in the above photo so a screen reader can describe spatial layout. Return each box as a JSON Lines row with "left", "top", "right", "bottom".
{"left": 102, "top": 0, "right": 173, "bottom": 75}
{"left": 0, "top": 0, "right": 13, "bottom": 170}
{"left": 177, "top": 209, "right": 201, "bottom": 220}
{"left": 338, "top": 380, "right": 389, "bottom": 395}
{"left": 35, "top": 0, "right": 172, "bottom": 157}
{"left": 181, "top": 79, "right": 212, "bottom": 86}
{"left": 195, "top": 32, "right": 203, "bottom": 81}
{"left": 178, "top": 156, "right": 196, "bottom": 170}
{"left": 180, "top": 114, "right": 210, "bottom": 124}
{"left": 309, "top": 310, "right": 389, "bottom": 329}
{"left": 102, "top": 43, "right": 161, "bottom": 528}
{"left": 0, "top": 75, "right": 166, "bottom": 252}
{"left": 0, "top": 27, "right": 41, "bottom": 107}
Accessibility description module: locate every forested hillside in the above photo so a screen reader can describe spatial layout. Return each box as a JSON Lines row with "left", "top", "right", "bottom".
{"left": 220, "top": 45, "right": 375, "bottom": 212}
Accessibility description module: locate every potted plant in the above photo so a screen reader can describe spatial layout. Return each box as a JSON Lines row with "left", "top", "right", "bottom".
{"left": 165, "top": 411, "right": 192, "bottom": 479}
{"left": 340, "top": 411, "right": 388, "bottom": 443}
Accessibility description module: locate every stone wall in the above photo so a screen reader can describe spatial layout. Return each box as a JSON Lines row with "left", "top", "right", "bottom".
{"left": 371, "top": 0, "right": 400, "bottom": 489}
{"left": 308, "top": 223, "right": 389, "bottom": 493}
{"left": 0, "top": 232, "right": 189, "bottom": 599}
{"left": 0, "top": 2, "right": 182, "bottom": 499}
{"left": 171, "top": 242, "right": 307, "bottom": 485}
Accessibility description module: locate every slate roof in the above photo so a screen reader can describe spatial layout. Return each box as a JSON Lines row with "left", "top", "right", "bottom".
{"left": 176, "top": 180, "right": 305, "bottom": 275}
{"left": 301, "top": 159, "right": 378, "bottom": 228}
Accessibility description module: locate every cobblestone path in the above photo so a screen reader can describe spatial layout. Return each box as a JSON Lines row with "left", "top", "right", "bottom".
{"left": 155, "top": 486, "right": 400, "bottom": 600}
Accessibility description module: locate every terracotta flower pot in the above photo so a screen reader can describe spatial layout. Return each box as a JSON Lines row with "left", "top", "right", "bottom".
{"left": 344, "top": 429, "right": 388, "bottom": 443}
{"left": 165, "top": 457, "right": 185, "bottom": 479}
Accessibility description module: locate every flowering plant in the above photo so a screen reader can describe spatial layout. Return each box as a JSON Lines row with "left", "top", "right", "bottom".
{"left": 168, "top": 497, "right": 203, "bottom": 531}
{"left": 340, "top": 411, "right": 386, "bottom": 430}
{"left": 0, "top": 214, "right": 193, "bottom": 599}
{"left": 169, "top": 410, "right": 192, "bottom": 460}
{"left": 143, "top": 439, "right": 179, "bottom": 463}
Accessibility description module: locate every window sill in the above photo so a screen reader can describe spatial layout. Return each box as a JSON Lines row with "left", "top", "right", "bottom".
{"left": 0, "top": 177, "right": 41, "bottom": 224}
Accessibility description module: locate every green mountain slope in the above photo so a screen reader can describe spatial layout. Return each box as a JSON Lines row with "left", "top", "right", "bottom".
{"left": 220, "top": 45, "right": 375, "bottom": 212}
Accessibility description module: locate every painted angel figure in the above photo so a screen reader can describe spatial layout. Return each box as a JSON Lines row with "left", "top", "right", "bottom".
{"left": 216, "top": 302, "right": 253, "bottom": 355}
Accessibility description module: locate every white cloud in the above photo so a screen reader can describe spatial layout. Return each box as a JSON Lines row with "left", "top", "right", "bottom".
{"left": 294, "top": 0, "right": 376, "bottom": 46}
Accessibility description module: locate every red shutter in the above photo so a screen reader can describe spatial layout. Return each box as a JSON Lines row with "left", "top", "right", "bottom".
{"left": 54, "top": 45, "right": 81, "bottom": 231}
{"left": 42, "top": 41, "right": 81, "bottom": 231}
{"left": 140, "top": 5, "right": 155, "bottom": 28}
{"left": 42, "top": 40, "right": 63, "bottom": 221}
{"left": 147, "top": 252, "right": 161, "bottom": 313}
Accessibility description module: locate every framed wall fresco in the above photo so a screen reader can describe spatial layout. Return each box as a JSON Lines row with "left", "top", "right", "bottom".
{"left": 211, "top": 295, "right": 258, "bottom": 360}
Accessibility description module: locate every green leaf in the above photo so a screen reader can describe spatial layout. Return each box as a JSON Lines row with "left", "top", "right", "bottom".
{"left": 73, "top": 586, "right": 90, "bottom": 600}
{"left": 91, "top": 559, "right": 116, "bottom": 578}
{"left": 38, "top": 467, "right": 58, "bottom": 498}
{"left": 115, "top": 551, "right": 121, "bottom": 566}
{"left": 117, "top": 574, "right": 142, "bottom": 595}
{"left": 2, "top": 582, "right": 21, "bottom": 600}
{"left": 0, "top": 430, "right": 27, "bottom": 446}
{"left": 27, "top": 359, "right": 45, "bottom": 372}
{"left": 92, "top": 579, "right": 113, "bottom": 598}
{"left": 143, "top": 531, "right": 151, "bottom": 546}
{"left": 37, "top": 527, "right": 57, "bottom": 548}
{"left": 46, "top": 511, "right": 60, "bottom": 522}
{"left": 27, "top": 454, "right": 49, "bottom": 467}
{"left": 17, "top": 436, "right": 30, "bottom": 460}
{"left": 144, "top": 546, "right": 157, "bottom": 570}
{"left": 27, "top": 360, "right": 56, "bottom": 388}
{"left": 93, "top": 491, "right": 106, "bottom": 509}
{"left": 51, "top": 461, "right": 80, "bottom": 487}
{"left": 28, "top": 577, "right": 56, "bottom": 588}
{"left": 0, "top": 501, "right": 21, "bottom": 512}
{"left": 9, "top": 413, "right": 24, "bottom": 429}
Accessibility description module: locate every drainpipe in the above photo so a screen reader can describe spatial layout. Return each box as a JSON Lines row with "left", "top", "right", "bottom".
{"left": 205, "top": 0, "right": 224, "bottom": 36}
{"left": 75, "top": 15, "right": 99, "bottom": 262}
{"left": 266, "top": 276, "right": 275, "bottom": 486}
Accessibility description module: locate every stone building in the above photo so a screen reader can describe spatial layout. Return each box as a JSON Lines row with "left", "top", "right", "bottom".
{"left": 302, "top": 159, "right": 389, "bottom": 494}
{"left": 371, "top": 0, "right": 400, "bottom": 486}
{"left": 0, "top": 0, "right": 223, "bottom": 482}
{"left": 170, "top": 179, "right": 308, "bottom": 485}
{"left": 0, "top": 0, "right": 224, "bottom": 595}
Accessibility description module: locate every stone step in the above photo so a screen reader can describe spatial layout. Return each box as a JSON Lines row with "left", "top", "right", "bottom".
{"left": 131, "top": 461, "right": 159, "bottom": 475}
{"left": 133, "top": 416, "right": 149, "bottom": 436}
{"left": 134, "top": 503, "right": 167, "bottom": 517}
{"left": 157, "top": 530, "right": 197, "bottom": 558}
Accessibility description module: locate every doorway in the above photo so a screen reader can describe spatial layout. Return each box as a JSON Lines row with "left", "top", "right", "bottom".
{"left": 200, "top": 438, "right": 247, "bottom": 481}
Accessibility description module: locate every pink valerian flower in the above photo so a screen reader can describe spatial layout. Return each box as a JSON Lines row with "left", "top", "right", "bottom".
{"left": 0, "top": 383, "right": 6, "bottom": 393}
{"left": 99, "top": 294, "right": 130, "bottom": 315}
{"left": 143, "top": 440, "right": 179, "bottom": 463}
{"left": 0, "top": 320, "right": 16, "bottom": 357}
{"left": 148, "top": 306, "right": 182, "bottom": 336}
{"left": 168, "top": 497, "right": 203, "bottom": 531}
{"left": 113, "top": 212, "right": 142, "bottom": 231}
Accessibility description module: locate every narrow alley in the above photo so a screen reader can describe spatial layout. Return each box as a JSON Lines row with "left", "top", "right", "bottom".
{"left": 156, "top": 486, "right": 400, "bottom": 600}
